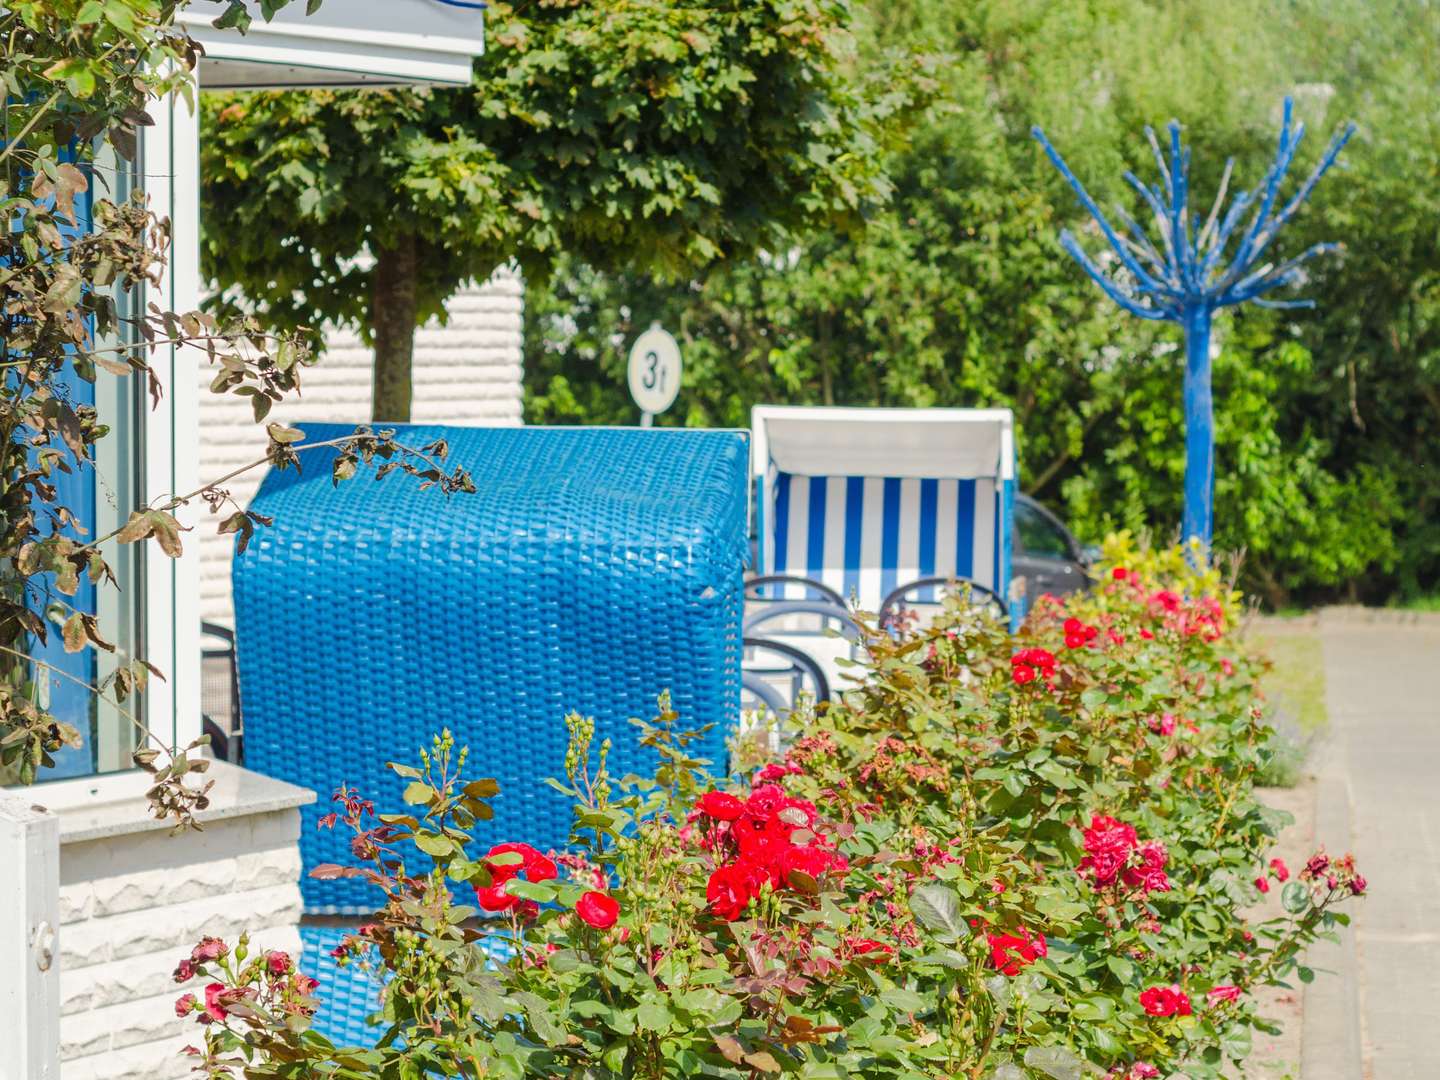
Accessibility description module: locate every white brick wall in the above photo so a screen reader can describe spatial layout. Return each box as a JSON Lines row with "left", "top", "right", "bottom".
{"left": 196, "top": 271, "right": 525, "bottom": 628}
{"left": 58, "top": 807, "right": 305, "bottom": 1080}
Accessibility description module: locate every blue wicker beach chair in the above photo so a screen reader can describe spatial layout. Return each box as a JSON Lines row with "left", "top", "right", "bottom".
{"left": 749, "top": 406, "right": 1019, "bottom": 625}
{"left": 298, "top": 926, "right": 379, "bottom": 1047}
{"left": 233, "top": 424, "right": 750, "bottom": 914}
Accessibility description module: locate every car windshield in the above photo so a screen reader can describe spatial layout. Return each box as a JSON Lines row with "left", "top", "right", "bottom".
{"left": 1016, "top": 501, "right": 1072, "bottom": 560}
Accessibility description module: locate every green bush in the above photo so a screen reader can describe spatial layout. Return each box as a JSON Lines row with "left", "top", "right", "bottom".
{"left": 175, "top": 542, "right": 1363, "bottom": 1078}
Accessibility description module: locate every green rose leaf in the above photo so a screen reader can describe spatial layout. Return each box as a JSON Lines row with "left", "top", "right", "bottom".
{"left": 505, "top": 878, "right": 558, "bottom": 903}
{"left": 511, "top": 991, "right": 566, "bottom": 1047}
{"left": 910, "top": 882, "right": 968, "bottom": 942}
{"left": 1023, "top": 1045, "right": 1084, "bottom": 1080}
{"left": 636, "top": 998, "right": 672, "bottom": 1033}
{"left": 1282, "top": 881, "right": 1311, "bottom": 914}
{"left": 413, "top": 832, "right": 455, "bottom": 858}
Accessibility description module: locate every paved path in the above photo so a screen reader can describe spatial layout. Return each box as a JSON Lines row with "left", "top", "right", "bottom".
{"left": 1302, "top": 620, "right": 1440, "bottom": 1080}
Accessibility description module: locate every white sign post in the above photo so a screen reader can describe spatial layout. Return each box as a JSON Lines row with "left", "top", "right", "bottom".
{"left": 627, "top": 323, "right": 682, "bottom": 426}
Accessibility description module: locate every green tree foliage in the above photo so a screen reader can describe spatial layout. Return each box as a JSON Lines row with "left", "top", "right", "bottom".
{"left": 525, "top": 0, "right": 1439, "bottom": 606}
{"left": 200, "top": 0, "right": 936, "bottom": 421}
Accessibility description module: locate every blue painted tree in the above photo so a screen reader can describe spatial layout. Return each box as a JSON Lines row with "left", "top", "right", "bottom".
{"left": 1032, "top": 99, "right": 1354, "bottom": 548}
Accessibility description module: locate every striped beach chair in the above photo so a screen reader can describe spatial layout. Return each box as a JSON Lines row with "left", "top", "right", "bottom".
{"left": 750, "top": 407, "right": 1018, "bottom": 623}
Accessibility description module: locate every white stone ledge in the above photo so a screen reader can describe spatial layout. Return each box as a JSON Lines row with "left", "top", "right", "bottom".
{"left": 41, "top": 761, "right": 313, "bottom": 844}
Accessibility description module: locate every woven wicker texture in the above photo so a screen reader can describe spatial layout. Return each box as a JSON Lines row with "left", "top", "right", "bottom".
{"left": 234, "top": 424, "right": 749, "bottom": 911}
{"left": 299, "top": 924, "right": 384, "bottom": 1047}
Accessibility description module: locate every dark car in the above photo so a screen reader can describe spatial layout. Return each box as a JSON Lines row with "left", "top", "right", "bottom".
{"left": 1012, "top": 494, "right": 1095, "bottom": 600}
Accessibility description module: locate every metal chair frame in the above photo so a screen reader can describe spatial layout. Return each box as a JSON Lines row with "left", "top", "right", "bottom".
{"left": 877, "top": 576, "right": 1008, "bottom": 628}
{"left": 741, "top": 635, "right": 832, "bottom": 706}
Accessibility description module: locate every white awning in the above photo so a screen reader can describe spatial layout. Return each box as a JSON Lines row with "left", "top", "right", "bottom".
{"left": 181, "top": 0, "right": 485, "bottom": 89}
{"left": 751, "top": 406, "right": 1015, "bottom": 481}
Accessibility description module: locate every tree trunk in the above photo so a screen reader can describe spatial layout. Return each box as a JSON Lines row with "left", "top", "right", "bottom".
{"left": 371, "top": 233, "right": 419, "bottom": 423}
{"left": 818, "top": 311, "right": 834, "bottom": 406}
{"left": 1181, "top": 304, "right": 1214, "bottom": 550}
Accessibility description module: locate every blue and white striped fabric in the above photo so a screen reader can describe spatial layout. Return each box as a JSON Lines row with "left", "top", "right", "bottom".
{"left": 761, "top": 472, "right": 1004, "bottom": 610}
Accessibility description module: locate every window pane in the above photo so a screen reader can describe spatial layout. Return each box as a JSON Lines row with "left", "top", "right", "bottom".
{"left": 1015, "top": 502, "right": 1073, "bottom": 561}
{"left": 28, "top": 141, "right": 147, "bottom": 781}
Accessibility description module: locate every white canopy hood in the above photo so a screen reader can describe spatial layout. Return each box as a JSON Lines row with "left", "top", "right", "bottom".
{"left": 181, "top": 0, "right": 486, "bottom": 89}
{"left": 751, "top": 406, "right": 1015, "bottom": 482}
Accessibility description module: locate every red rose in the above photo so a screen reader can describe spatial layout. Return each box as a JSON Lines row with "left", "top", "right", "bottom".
{"left": 1012, "top": 663, "right": 1037, "bottom": 686}
{"left": 1065, "top": 631, "right": 1086, "bottom": 649}
{"left": 1012, "top": 647, "right": 1056, "bottom": 671}
{"left": 698, "top": 791, "right": 745, "bottom": 821}
{"left": 1206, "top": 984, "right": 1241, "bottom": 1006}
{"left": 780, "top": 796, "right": 817, "bottom": 830}
{"left": 576, "top": 890, "right": 620, "bottom": 929}
{"left": 478, "top": 842, "right": 558, "bottom": 915}
{"left": 1349, "top": 874, "right": 1367, "bottom": 896}
{"left": 1139, "top": 984, "right": 1192, "bottom": 1017}
{"left": 734, "top": 812, "right": 791, "bottom": 870}
{"left": 172, "top": 958, "right": 195, "bottom": 983}
{"left": 175, "top": 993, "right": 197, "bottom": 1018}
{"left": 477, "top": 883, "right": 518, "bottom": 912}
{"left": 265, "top": 951, "right": 290, "bottom": 976}
{"left": 1112, "top": 568, "right": 1128, "bottom": 581}
{"left": 706, "top": 862, "right": 767, "bottom": 921}
{"left": 1077, "top": 814, "right": 1139, "bottom": 886}
{"left": 987, "top": 930, "right": 1047, "bottom": 976}
{"left": 485, "top": 842, "right": 558, "bottom": 883}
{"left": 1123, "top": 840, "right": 1171, "bottom": 894}
{"left": 781, "top": 843, "right": 841, "bottom": 885}
{"left": 1269, "top": 857, "right": 1290, "bottom": 882}
{"left": 754, "top": 761, "right": 802, "bottom": 783}
{"left": 1063, "top": 617, "right": 1083, "bottom": 635}
{"left": 852, "top": 939, "right": 894, "bottom": 960}
{"left": 745, "top": 783, "right": 787, "bottom": 818}
{"left": 1254, "top": 876, "right": 1270, "bottom": 894}
{"left": 1151, "top": 590, "right": 1182, "bottom": 613}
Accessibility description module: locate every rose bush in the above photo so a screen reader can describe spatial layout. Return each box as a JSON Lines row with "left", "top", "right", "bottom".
{"left": 176, "top": 539, "right": 1363, "bottom": 1079}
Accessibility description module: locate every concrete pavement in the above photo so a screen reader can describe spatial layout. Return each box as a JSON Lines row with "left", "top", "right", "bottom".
{"left": 1301, "top": 617, "right": 1440, "bottom": 1080}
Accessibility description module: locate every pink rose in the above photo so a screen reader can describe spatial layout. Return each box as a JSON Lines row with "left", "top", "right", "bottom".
{"left": 1206, "top": 984, "right": 1242, "bottom": 1006}
{"left": 191, "top": 937, "right": 228, "bottom": 963}
{"left": 203, "top": 983, "right": 229, "bottom": 1022}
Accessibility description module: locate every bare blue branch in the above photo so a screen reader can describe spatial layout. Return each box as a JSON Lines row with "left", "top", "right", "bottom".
{"left": 1032, "top": 97, "right": 1354, "bottom": 547}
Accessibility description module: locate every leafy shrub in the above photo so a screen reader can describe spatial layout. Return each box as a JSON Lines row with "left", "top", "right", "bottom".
{"left": 176, "top": 541, "right": 1363, "bottom": 1079}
